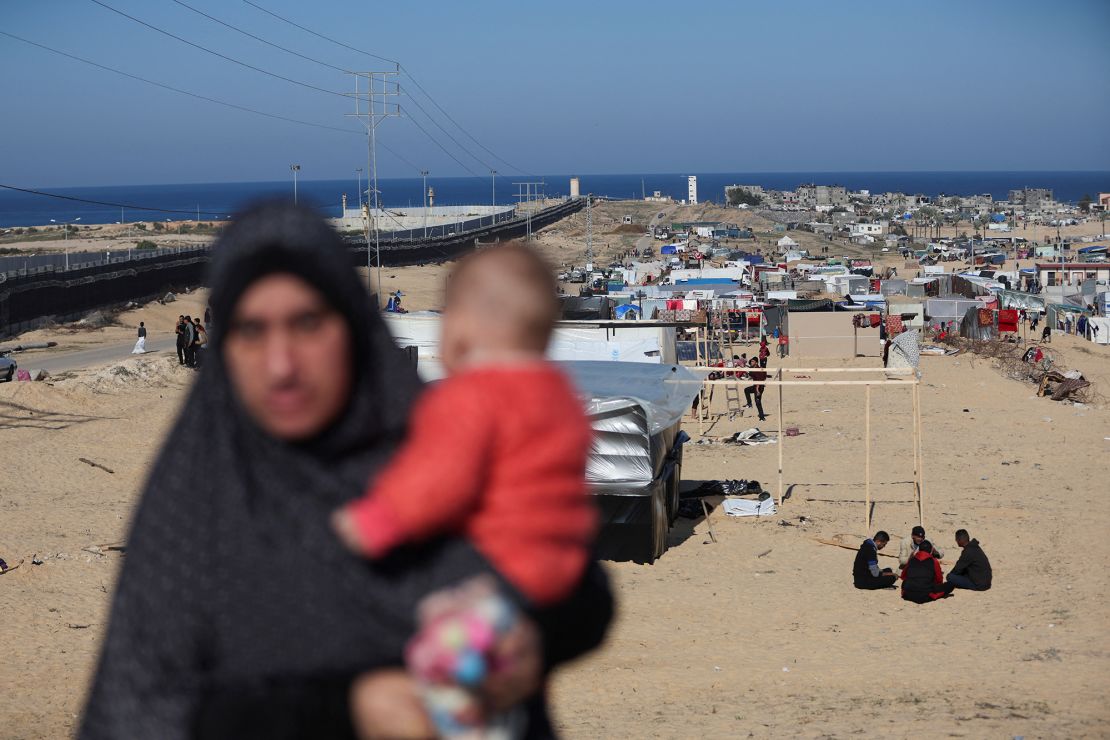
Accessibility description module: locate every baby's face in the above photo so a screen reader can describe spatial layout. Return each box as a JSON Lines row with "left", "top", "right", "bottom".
{"left": 440, "top": 254, "right": 544, "bottom": 372}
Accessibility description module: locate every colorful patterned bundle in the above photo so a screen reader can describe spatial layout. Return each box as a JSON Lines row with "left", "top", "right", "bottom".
{"left": 406, "top": 580, "right": 519, "bottom": 737}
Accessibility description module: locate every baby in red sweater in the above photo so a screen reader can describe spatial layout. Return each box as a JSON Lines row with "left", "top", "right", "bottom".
{"left": 333, "top": 243, "right": 595, "bottom": 735}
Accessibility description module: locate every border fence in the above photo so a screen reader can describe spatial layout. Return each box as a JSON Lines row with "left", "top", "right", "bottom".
{"left": 0, "top": 199, "right": 585, "bottom": 337}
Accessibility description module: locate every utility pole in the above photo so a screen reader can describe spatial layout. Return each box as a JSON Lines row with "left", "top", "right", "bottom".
{"left": 290, "top": 164, "right": 301, "bottom": 204}
{"left": 586, "top": 194, "right": 593, "bottom": 270}
{"left": 356, "top": 168, "right": 363, "bottom": 209}
{"left": 421, "top": 169, "right": 429, "bottom": 239}
{"left": 491, "top": 169, "right": 498, "bottom": 208}
{"left": 346, "top": 69, "right": 400, "bottom": 302}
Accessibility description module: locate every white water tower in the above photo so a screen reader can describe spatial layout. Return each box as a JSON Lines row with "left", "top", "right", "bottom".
{"left": 570, "top": 177, "right": 580, "bottom": 199}
{"left": 687, "top": 176, "right": 698, "bottom": 205}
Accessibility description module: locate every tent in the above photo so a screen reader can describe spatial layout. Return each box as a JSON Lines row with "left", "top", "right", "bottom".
{"left": 561, "top": 361, "right": 701, "bottom": 563}
{"left": 613, "top": 304, "right": 641, "bottom": 320}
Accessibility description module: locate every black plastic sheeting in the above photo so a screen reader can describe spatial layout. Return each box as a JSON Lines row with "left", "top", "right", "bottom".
{"left": 560, "top": 296, "right": 613, "bottom": 320}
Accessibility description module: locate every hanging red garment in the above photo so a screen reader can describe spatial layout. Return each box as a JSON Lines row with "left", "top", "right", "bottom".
{"left": 978, "top": 308, "right": 993, "bottom": 327}
{"left": 885, "top": 315, "right": 905, "bottom": 335}
{"left": 666, "top": 299, "right": 682, "bottom": 310}
{"left": 998, "top": 309, "right": 1019, "bottom": 333}
{"left": 869, "top": 314, "right": 882, "bottom": 328}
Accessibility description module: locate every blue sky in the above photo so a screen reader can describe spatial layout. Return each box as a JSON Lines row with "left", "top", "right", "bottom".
{"left": 2, "top": 0, "right": 1108, "bottom": 187}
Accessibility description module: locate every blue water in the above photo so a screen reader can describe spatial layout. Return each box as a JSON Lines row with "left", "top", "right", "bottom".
{"left": 1, "top": 171, "right": 1106, "bottom": 228}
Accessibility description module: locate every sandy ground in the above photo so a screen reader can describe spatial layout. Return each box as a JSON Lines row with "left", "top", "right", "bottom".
{"left": 1, "top": 205, "right": 1109, "bottom": 738}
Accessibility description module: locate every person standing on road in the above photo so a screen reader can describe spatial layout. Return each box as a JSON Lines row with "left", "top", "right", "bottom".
{"left": 192, "top": 318, "right": 207, "bottom": 369}
{"left": 175, "top": 315, "right": 187, "bottom": 365}
{"left": 182, "top": 315, "right": 196, "bottom": 367}
{"left": 132, "top": 322, "right": 148, "bottom": 355}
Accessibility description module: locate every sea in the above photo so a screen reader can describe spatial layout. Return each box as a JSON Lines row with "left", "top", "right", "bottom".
{"left": 1, "top": 171, "right": 1107, "bottom": 228}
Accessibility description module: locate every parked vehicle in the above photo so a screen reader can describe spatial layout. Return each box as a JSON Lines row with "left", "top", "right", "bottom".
{"left": 0, "top": 351, "right": 16, "bottom": 382}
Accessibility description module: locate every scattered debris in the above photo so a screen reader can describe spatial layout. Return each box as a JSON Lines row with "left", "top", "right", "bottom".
{"left": 161, "top": 292, "right": 177, "bottom": 303}
{"left": 79, "top": 457, "right": 115, "bottom": 474}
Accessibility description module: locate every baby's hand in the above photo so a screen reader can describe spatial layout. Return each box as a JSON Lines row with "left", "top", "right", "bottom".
{"left": 331, "top": 508, "right": 367, "bottom": 554}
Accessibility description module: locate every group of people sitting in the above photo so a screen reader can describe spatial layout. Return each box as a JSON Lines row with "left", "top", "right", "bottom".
{"left": 853, "top": 526, "right": 992, "bottom": 604}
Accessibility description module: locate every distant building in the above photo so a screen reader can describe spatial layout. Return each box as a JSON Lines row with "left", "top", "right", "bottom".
{"left": 570, "top": 177, "right": 580, "bottom": 199}
{"left": 796, "top": 184, "right": 849, "bottom": 209}
{"left": 644, "top": 190, "right": 671, "bottom": 203}
{"left": 687, "top": 176, "right": 698, "bottom": 205}
{"left": 1009, "top": 188, "right": 1053, "bottom": 210}
{"left": 849, "top": 222, "right": 887, "bottom": 238}
{"left": 1098, "top": 193, "right": 1110, "bottom": 212}
{"left": 1036, "top": 262, "right": 1110, "bottom": 288}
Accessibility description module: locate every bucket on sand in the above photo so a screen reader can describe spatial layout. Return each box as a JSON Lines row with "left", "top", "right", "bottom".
{"left": 785, "top": 426, "right": 800, "bottom": 437}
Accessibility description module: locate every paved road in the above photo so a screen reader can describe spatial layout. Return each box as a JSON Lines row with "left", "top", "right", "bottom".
{"left": 16, "top": 336, "right": 179, "bottom": 374}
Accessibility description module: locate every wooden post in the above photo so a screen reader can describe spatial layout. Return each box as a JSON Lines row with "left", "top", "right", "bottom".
{"left": 911, "top": 380, "right": 920, "bottom": 514}
{"left": 916, "top": 381, "right": 926, "bottom": 526}
{"left": 865, "top": 383, "right": 872, "bottom": 531}
{"left": 776, "top": 367, "right": 784, "bottom": 506}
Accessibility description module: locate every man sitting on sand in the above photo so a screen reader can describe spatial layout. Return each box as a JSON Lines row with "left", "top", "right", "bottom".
{"left": 946, "top": 529, "right": 992, "bottom": 591}
{"left": 897, "top": 525, "right": 944, "bottom": 567}
{"left": 900, "top": 540, "right": 955, "bottom": 603}
{"left": 853, "top": 531, "right": 897, "bottom": 590}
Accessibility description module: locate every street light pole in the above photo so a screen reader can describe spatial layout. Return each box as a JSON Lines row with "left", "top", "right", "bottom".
{"left": 421, "top": 169, "right": 429, "bottom": 239}
{"left": 290, "top": 164, "right": 301, "bottom": 205}
{"left": 356, "top": 168, "right": 363, "bottom": 210}
{"left": 51, "top": 217, "right": 80, "bottom": 270}
{"left": 491, "top": 169, "right": 497, "bottom": 208}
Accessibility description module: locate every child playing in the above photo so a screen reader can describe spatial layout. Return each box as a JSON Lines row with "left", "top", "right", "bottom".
{"left": 333, "top": 242, "right": 596, "bottom": 736}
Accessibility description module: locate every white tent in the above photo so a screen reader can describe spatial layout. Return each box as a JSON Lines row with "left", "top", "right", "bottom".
{"left": 777, "top": 236, "right": 798, "bottom": 249}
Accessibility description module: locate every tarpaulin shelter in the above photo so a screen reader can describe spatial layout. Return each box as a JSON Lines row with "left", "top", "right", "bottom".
{"left": 561, "top": 361, "right": 701, "bottom": 563}
{"left": 559, "top": 295, "right": 613, "bottom": 320}
{"left": 613, "top": 304, "right": 641, "bottom": 320}
{"left": 959, "top": 305, "right": 997, "bottom": 340}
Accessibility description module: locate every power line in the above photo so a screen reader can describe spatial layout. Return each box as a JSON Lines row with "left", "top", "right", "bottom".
{"left": 1, "top": 31, "right": 422, "bottom": 174}
{"left": 238, "top": 0, "right": 531, "bottom": 175}
{"left": 0, "top": 183, "right": 233, "bottom": 217}
{"left": 88, "top": 0, "right": 347, "bottom": 99}
{"left": 398, "top": 68, "right": 533, "bottom": 176}
{"left": 400, "top": 108, "right": 481, "bottom": 177}
{"left": 160, "top": 1, "right": 459, "bottom": 176}
{"left": 0, "top": 30, "right": 358, "bottom": 135}
{"left": 398, "top": 84, "right": 492, "bottom": 171}
{"left": 169, "top": 0, "right": 350, "bottom": 74}
{"left": 241, "top": 0, "right": 399, "bottom": 67}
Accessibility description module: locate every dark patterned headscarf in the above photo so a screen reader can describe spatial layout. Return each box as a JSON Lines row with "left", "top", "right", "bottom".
{"left": 80, "top": 202, "right": 495, "bottom": 739}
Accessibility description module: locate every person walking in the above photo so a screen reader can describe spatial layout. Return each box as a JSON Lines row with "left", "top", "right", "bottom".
{"left": 743, "top": 357, "right": 767, "bottom": 422}
{"left": 79, "top": 201, "right": 613, "bottom": 739}
{"left": 131, "top": 322, "right": 148, "bottom": 355}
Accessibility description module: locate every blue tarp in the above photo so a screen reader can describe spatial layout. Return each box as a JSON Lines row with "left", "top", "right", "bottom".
{"left": 991, "top": 213, "right": 1006, "bottom": 222}
{"left": 613, "top": 304, "right": 641, "bottom": 320}
{"left": 661, "top": 245, "right": 678, "bottom": 255}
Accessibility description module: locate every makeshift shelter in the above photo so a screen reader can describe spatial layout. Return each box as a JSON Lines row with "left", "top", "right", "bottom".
{"left": 613, "top": 304, "right": 641, "bottom": 320}
{"left": 959, "top": 305, "right": 997, "bottom": 340}
{"left": 562, "top": 361, "right": 701, "bottom": 563}
{"left": 559, "top": 295, "right": 613, "bottom": 320}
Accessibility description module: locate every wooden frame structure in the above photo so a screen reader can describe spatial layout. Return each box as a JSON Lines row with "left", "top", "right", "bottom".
{"left": 689, "top": 366, "right": 925, "bottom": 530}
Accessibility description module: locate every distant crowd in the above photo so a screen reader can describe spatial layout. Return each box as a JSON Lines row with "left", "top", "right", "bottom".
{"left": 174, "top": 308, "right": 210, "bottom": 368}
{"left": 854, "top": 526, "right": 992, "bottom": 603}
